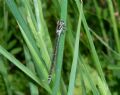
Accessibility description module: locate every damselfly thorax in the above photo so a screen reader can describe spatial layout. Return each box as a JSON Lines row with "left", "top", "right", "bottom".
{"left": 56, "top": 20, "right": 65, "bottom": 36}
{"left": 48, "top": 20, "right": 65, "bottom": 84}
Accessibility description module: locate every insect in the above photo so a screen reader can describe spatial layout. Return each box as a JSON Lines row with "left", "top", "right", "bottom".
{"left": 48, "top": 20, "right": 65, "bottom": 84}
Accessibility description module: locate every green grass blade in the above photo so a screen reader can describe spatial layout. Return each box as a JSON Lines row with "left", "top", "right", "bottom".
{"left": 108, "top": 65, "right": 120, "bottom": 70}
{"left": 19, "top": 25, "right": 48, "bottom": 79}
{"left": 93, "top": 0, "right": 108, "bottom": 43}
{"left": 75, "top": 0, "right": 105, "bottom": 83}
{"left": 89, "top": 28, "right": 120, "bottom": 58}
{"left": 5, "top": 0, "right": 40, "bottom": 58}
{"left": 6, "top": 0, "right": 48, "bottom": 82}
{"left": 79, "top": 59, "right": 100, "bottom": 95}
{"left": 37, "top": 0, "right": 53, "bottom": 51}
{"left": 33, "top": 0, "right": 52, "bottom": 67}
{"left": 67, "top": 3, "right": 82, "bottom": 95}
{"left": 60, "top": 78, "right": 67, "bottom": 95}
{"left": 33, "top": 0, "right": 51, "bottom": 68}
{"left": 107, "top": 0, "right": 120, "bottom": 53}
{"left": 81, "top": 10, "right": 111, "bottom": 95}
{"left": 52, "top": 0, "right": 67, "bottom": 95}
{"left": 74, "top": 0, "right": 111, "bottom": 94}
{"left": 20, "top": 0, "right": 37, "bottom": 29}
{"left": 29, "top": 83, "right": 39, "bottom": 95}
{"left": 82, "top": 11, "right": 104, "bottom": 81}
{"left": 79, "top": 69, "right": 87, "bottom": 95}
{"left": 0, "top": 57, "right": 12, "bottom": 95}
{"left": 24, "top": 46, "right": 39, "bottom": 95}
{"left": 26, "top": 14, "right": 51, "bottom": 69}
{"left": 0, "top": 45, "right": 51, "bottom": 93}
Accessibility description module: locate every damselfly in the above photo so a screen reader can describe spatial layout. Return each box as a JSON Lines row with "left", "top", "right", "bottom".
{"left": 48, "top": 20, "right": 65, "bottom": 84}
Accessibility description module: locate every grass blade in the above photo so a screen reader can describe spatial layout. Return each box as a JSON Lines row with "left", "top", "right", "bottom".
{"left": 79, "top": 58, "right": 100, "bottom": 95}
{"left": 24, "top": 46, "right": 39, "bottom": 95}
{"left": 52, "top": 0, "right": 67, "bottom": 95}
{"left": 0, "top": 45, "right": 51, "bottom": 93}
{"left": 74, "top": 0, "right": 111, "bottom": 94}
{"left": 107, "top": 0, "right": 120, "bottom": 53}
{"left": 67, "top": 2, "right": 82, "bottom": 95}
{"left": 81, "top": 10, "right": 111, "bottom": 95}
{"left": 6, "top": 0, "right": 48, "bottom": 83}
{"left": 0, "top": 57, "right": 12, "bottom": 95}
{"left": 89, "top": 28, "right": 120, "bottom": 58}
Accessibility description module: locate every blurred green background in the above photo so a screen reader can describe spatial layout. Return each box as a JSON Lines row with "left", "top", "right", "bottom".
{"left": 0, "top": 0, "right": 120, "bottom": 95}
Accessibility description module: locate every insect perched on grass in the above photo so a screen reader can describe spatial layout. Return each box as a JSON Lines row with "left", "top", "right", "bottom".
{"left": 48, "top": 20, "right": 65, "bottom": 84}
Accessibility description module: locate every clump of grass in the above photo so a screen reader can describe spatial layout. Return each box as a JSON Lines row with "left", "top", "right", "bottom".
{"left": 0, "top": 0, "right": 120, "bottom": 94}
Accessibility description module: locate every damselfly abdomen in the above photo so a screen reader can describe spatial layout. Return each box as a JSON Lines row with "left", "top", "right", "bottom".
{"left": 48, "top": 20, "right": 65, "bottom": 84}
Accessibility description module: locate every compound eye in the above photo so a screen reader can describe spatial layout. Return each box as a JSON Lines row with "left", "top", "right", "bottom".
{"left": 57, "top": 24, "right": 62, "bottom": 30}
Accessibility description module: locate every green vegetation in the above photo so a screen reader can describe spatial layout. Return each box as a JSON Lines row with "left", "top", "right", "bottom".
{"left": 0, "top": 0, "right": 120, "bottom": 95}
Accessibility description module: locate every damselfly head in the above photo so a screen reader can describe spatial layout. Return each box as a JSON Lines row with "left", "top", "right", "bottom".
{"left": 56, "top": 20, "right": 65, "bottom": 36}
